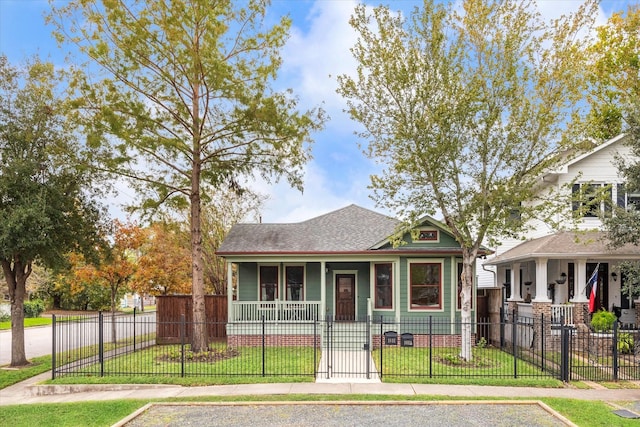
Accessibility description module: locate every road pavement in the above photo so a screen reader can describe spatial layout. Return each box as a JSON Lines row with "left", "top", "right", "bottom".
{"left": 0, "top": 311, "right": 156, "bottom": 366}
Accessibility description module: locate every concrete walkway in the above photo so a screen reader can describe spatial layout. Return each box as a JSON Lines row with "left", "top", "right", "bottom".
{"left": 1, "top": 371, "right": 639, "bottom": 407}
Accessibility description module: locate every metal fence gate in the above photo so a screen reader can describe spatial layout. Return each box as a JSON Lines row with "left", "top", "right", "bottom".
{"left": 316, "top": 316, "right": 378, "bottom": 381}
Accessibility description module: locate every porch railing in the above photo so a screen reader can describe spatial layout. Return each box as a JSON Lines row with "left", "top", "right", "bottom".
{"left": 550, "top": 304, "right": 574, "bottom": 325}
{"left": 231, "top": 300, "right": 320, "bottom": 322}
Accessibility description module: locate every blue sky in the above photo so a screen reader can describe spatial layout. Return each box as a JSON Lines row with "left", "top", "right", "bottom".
{"left": 0, "top": 0, "right": 632, "bottom": 224}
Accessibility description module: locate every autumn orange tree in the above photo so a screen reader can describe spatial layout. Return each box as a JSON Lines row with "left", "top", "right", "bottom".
{"left": 132, "top": 222, "right": 191, "bottom": 302}
{"left": 73, "top": 221, "right": 145, "bottom": 343}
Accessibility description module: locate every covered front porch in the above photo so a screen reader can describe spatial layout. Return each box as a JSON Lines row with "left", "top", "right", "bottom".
{"left": 486, "top": 231, "right": 640, "bottom": 327}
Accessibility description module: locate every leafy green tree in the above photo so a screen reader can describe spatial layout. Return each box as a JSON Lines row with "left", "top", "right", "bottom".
{"left": 0, "top": 56, "right": 105, "bottom": 366}
{"left": 585, "top": 5, "right": 639, "bottom": 141}
{"left": 49, "top": 0, "right": 326, "bottom": 352}
{"left": 593, "top": 5, "right": 640, "bottom": 303}
{"left": 337, "top": 0, "right": 597, "bottom": 360}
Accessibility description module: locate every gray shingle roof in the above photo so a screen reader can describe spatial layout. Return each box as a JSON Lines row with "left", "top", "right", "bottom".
{"left": 485, "top": 230, "right": 640, "bottom": 265}
{"left": 218, "top": 204, "right": 400, "bottom": 254}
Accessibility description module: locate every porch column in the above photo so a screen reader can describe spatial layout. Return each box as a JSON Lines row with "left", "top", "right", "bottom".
{"left": 227, "top": 261, "right": 234, "bottom": 322}
{"left": 320, "top": 261, "right": 326, "bottom": 321}
{"left": 572, "top": 258, "right": 588, "bottom": 303}
{"left": 533, "top": 257, "right": 551, "bottom": 302}
{"left": 508, "top": 262, "right": 522, "bottom": 301}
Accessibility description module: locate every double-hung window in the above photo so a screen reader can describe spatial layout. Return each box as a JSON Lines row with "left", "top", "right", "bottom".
{"left": 285, "top": 266, "right": 304, "bottom": 301}
{"left": 409, "top": 261, "right": 442, "bottom": 310}
{"left": 259, "top": 265, "right": 278, "bottom": 301}
{"left": 374, "top": 263, "right": 393, "bottom": 309}
{"left": 572, "top": 183, "right": 612, "bottom": 217}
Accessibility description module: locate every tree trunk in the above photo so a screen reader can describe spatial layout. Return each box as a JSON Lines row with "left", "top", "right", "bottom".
{"left": 2, "top": 258, "right": 32, "bottom": 367}
{"left": 459, "top": 247, "right": 478, "bottom": 361}
{"left": 190, "top": 74, "right": 207, "bottom": 352}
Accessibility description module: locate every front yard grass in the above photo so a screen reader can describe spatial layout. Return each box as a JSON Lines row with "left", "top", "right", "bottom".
{"left": 47, "top": 344, "right": 320, "bottom": 385}
{"left": 373, "top": 346, "right": 563, "bottom": 387}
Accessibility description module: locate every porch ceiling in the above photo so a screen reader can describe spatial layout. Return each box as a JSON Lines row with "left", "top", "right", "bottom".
{"left": 485, "top": 230, "right": 640, "bottom": 266}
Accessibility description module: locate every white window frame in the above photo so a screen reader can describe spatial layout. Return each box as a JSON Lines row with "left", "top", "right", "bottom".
{"left": 284, "top": 264, "right": 305, "bottom": 301}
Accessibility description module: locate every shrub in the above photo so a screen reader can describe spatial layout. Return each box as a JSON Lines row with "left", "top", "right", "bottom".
{"left": 23, "top": 299, "right": 45, "bottom": 318}
{"left": 590, "top": 309, "right": 616, "bottom": 333}
{"left": 618, "top": 332, "right": 635, "bottom": 354}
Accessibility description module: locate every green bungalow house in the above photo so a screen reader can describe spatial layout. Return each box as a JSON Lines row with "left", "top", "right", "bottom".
{"left": 217, "top": 205, "right": 489, "bottom": 348}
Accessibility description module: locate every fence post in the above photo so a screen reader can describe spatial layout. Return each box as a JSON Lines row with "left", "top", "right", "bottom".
{"left": 313, "top": 315, "right": 317, "bottom": 378}
{"left": 99, "top": 311, "right": 104, "bottom": 377}
{"left": 541, "top": 313, "right": 545, "bottom": 372}
{"left": 51, "top": 314, "right": 56, "bottom": 380}
{"left": 379, "top": 316, "right": 384, "bottom": 380}
{"left": 500, "top": 307, "right": 505, "bottom": 349}
{"left": 613, "top": 320, "right": 619, "bottom": 381}
{"left": 560, "top": 316, "right": 570, "bottom": 382}
{"left": 262, "top": 314, "right": 266, "bottom": 377}
{"left": 512, "top": 309, "right": 517, "bottom": 378}
{"left": 429, "top": 316, "right": 433, "bottom": 378}
{"left": 180, "top": 314, "right": 185, "bottom": 378}
{"left": 133, "top": 307, "right": 136, "bottom": 352}
{"left": 366, "top": 315, "right": 371, "bottom": 379}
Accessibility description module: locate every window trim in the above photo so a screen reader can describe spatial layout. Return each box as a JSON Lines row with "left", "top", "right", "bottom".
{"left": 284, "top": 264, "right": 305, "bottom": 301}
{"left": 258, "top": 264, "right": 279, "bottom": 301}
{"left": 373, "top": 263, "right": 394, "bottom": 310}
{"left": 408, "top": 259, "right": 444, "bottom": 312}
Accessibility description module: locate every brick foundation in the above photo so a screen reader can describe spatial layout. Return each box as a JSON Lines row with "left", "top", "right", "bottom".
{"left": 372, "top": 333, "right": 471, "bottom": 349}
{"left": 227, "top": 334, "right": 320, "bottom": 347}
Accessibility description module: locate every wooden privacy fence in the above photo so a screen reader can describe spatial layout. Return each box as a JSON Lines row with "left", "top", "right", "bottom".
{"left": 156, "top": 295, "right": 228, "bottom": 344}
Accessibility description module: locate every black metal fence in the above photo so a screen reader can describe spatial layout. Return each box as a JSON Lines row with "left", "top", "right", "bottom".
{"left": 51, "top": 311, "right": 640, "bottom": 383}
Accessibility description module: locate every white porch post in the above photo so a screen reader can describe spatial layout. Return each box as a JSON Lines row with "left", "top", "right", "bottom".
{"left": 320, "top": 261, "right": 326, "bottom": 320}
{"left": 227, "top": 262, "right": 234, "bottom": 322}
{"left": 534, "top": 258, "right": 551, "bottom": 302}
{"left": 572, "top": 258, "right": 589, "bottom": 303}
{"left": 509, "top": 262, "right": 522, "bottom": 301}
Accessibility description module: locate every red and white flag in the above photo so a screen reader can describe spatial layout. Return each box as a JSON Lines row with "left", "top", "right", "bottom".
{"left": 588, "top": 264, "right": 600, "bottom": 313}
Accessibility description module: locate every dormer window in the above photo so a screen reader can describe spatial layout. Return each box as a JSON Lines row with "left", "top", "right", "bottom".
{"left": 416, "top": 229, "right": 439, "bottom": 242}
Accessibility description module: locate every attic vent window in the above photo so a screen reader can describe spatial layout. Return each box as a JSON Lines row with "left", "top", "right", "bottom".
{"left": 417, "top": 230, "right": 438, "bottom": 241}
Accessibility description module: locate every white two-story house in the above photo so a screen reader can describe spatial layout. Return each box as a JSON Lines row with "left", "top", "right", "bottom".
{"left": 478, "top": 133, "right": 640, "bottom": 327}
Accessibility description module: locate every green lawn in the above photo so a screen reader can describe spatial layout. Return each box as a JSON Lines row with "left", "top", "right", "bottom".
{"left": 0, "top": 317, "right": 52, "bottom": 330}
{"left": 47, "top": 344, "right": 319, "bottom": 385}
{"left": 0, "top": 395, "right": 637, "bottom": 427}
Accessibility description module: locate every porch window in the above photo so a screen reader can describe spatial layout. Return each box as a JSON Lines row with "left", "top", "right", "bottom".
{"left": 259, "top": 265, "right": 278, "bottom": 301}
{"left": 285, "top": 265, "right": 304, "bottom": 301}
{"left": 374, "top": 263, "right": 393, "bottom": 309}
{"left": 409, "top": 262, "right": 442, "bottom": 310}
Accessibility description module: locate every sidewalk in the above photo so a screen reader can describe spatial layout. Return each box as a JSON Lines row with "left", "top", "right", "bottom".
{"left": 1, "top": 371, "right": 639, "bottom": 407}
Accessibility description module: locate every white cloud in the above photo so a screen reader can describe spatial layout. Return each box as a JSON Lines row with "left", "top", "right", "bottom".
{"left": 281, "top": 0, "right": 361, "bottom": 129}
{"left": 246, "top": 160, "right": 387, "bottom": 223}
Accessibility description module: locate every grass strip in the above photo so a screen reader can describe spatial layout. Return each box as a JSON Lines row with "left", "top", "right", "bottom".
{"left": 0, "top": 395, "right": 634, "bottom": 427}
